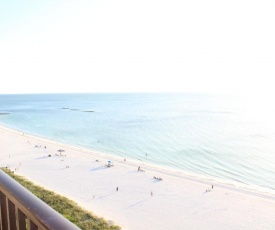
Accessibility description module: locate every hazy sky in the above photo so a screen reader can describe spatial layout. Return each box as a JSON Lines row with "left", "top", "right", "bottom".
{"left": 0, "top": 0, "right": 274, "bottom": 95}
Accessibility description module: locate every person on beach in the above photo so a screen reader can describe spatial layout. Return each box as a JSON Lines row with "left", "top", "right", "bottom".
{"left": 116, "top": 187, "right": 118, "bottom": 192}
{"left": 212, "top": 185, "right": 213, "bottom": 189}
{"left": 151, "top": 191, "right": 153, "bottom": 197}
{"left": 138, "top": 166, "right": 140, "bottom": 171}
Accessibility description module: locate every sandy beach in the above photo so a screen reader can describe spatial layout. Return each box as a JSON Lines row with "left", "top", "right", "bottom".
{"left": 1, "top": 124, "right": 275, "bottom": 230}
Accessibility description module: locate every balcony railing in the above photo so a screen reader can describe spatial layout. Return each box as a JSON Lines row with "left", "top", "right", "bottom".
{"left": 0, "top": 169, "right": 80, "bottom": 230}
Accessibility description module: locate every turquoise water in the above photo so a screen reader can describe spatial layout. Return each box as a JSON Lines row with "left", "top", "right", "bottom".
{"left": 1, "top": 93, "right": 275, "bottom": 192}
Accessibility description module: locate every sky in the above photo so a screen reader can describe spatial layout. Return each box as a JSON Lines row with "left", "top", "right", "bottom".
{"left": 0, "top": 0, "right": 275, "bottom": 95}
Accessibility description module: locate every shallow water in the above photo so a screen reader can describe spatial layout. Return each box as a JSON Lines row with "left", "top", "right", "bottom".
{"left": 1, "top": 93, "right": 275, "bottom": 192}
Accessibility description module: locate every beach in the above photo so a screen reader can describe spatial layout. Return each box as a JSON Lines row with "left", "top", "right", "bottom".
{"left": 1, "top": 124, "right": 275, "bottom": 230}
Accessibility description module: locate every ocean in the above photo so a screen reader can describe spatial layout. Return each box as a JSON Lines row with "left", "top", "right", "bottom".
{"left": 1, "top": 93, "right": 275, "bottom": 193}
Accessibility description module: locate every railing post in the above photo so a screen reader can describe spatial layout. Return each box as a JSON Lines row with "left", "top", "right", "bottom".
{"left": 15, "top": 207, "right": 19, "bottom": 230}
{"left": 6, "top": 196, "right": 10, "bottom": 230}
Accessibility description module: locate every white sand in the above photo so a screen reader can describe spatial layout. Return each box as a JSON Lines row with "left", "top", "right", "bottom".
{"left": 1, "top": 125, "right": 275, "bottom": 230}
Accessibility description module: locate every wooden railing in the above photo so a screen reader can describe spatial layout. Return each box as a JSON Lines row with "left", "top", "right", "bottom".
{"left": 0, "top": 170, "right": 80, "bottom": 230}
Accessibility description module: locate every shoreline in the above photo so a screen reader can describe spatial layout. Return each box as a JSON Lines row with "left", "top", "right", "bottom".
{"left": 1, "top": 124, "right": 275, "bottom": 229}
{"left": 1, "top": 124, "right": 274, "bottom": 199}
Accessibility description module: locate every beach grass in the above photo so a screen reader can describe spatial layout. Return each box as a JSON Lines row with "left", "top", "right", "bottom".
{"left": 1, "top": 168, "right": 120, "bottom": 230}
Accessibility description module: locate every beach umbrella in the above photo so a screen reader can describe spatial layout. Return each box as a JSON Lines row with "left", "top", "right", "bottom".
{"left": 58, "top": 149, "right": 65, "bottom": 155}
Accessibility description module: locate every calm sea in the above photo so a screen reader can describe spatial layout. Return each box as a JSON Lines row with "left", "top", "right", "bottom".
{"left": 1, "top": 93, "right": 275, "bottom": 193}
